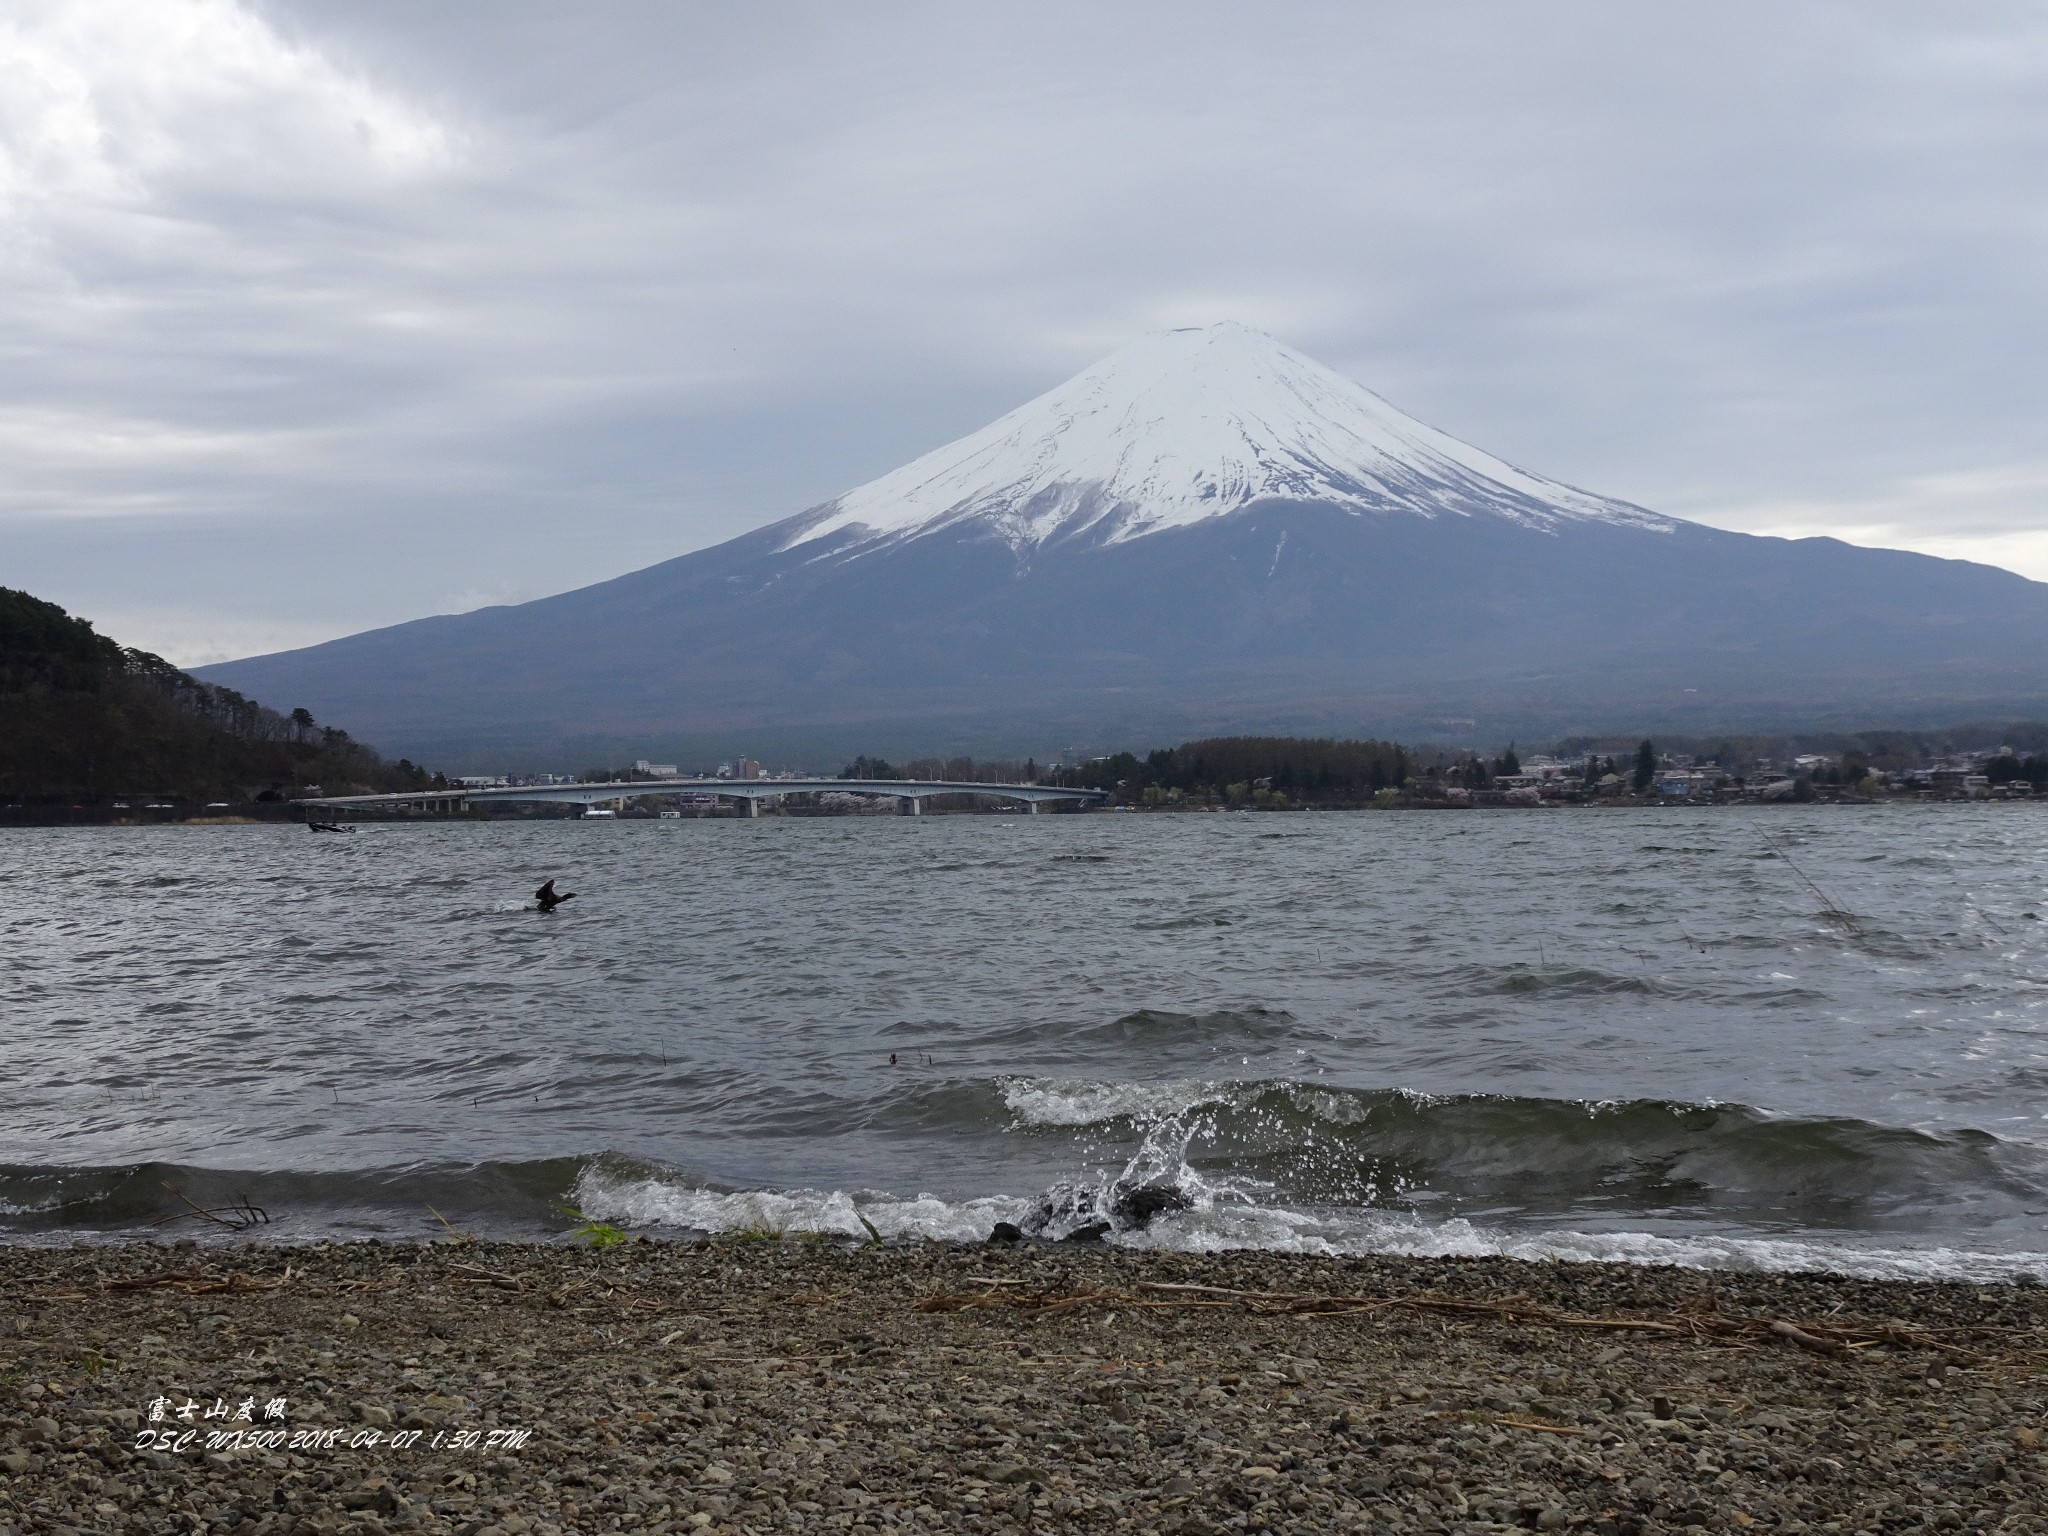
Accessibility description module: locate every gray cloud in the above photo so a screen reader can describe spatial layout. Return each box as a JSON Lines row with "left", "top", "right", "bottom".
{"left": 3, "top": 0, "right": 2045, "bottom": 664}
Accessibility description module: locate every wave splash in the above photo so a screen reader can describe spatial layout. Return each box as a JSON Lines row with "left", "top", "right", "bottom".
{"left": 10, "top": 1075, "right": 2048, "bottom": 1284}
{"left": 566, "top": 1076, "right": 2048, "bottom": 1284}
{"left": 995, "top": 1076, "right": 2048, "bottom": 1235}
{"left": 565, "top": 1164, "right": 2048, "bottom": 1286}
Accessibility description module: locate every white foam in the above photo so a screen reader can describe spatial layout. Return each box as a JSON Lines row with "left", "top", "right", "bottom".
{"left": 1131, "top": 1203, "right": 2048, "bottom": 1284}
{"left": 569, "top": 1165, "right": 2048, "bottom": 1284}
{"left": 999, "top": 1075, "right": 1232, "bottom": 1127}
{"left": 997, "top": 1074, "right": 1446, "bottom": 1130}
{"left": 573, "top": 1166, "right": 1032, "bottom": 1244}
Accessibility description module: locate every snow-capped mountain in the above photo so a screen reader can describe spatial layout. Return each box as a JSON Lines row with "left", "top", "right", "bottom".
{"left": 787, "top": 321, "right": 1670, "bottom": 555}
{"left": 200, "top": 324, "right": 2048, "bottom": 767}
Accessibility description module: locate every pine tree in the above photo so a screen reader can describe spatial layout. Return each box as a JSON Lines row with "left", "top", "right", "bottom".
{"left": 1632, "top": 740, "right": 1657, "bottom": 792}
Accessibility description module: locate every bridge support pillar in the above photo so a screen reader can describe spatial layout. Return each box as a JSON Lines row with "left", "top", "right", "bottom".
{"left": 739, "top": 796, "right": 759, "bottom": 818}
{"left": 1027, "top": 799, "right": 1041, "bottom": 814}
{"left": 899, "top": 796, "right": 922, "bottom": 816}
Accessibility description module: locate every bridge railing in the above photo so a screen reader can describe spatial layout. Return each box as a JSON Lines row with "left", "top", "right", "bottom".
{"left": 295, "top": 777, "right": 1106, "bottom": 814}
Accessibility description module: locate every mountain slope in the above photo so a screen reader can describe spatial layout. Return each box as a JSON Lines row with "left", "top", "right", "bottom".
{"left": 786, "top": 321, "right": 1671, "bottom": 553}
{"left": 198, "top": 325, "right": 2048, "bottom": 766}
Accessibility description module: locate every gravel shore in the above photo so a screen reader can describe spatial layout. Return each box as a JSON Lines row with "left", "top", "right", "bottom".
{"left": 2, "top": 1239, "right": 2043, "bottom": 1535}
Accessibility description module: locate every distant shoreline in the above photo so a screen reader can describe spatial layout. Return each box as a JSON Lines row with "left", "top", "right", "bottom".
{"left": 2, "top": 796, "right": 2041, "bottom": 827}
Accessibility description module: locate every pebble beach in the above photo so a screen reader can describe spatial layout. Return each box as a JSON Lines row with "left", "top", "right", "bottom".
{"left": 2, "top": 1240, "right": 2044, "bottom": 1536}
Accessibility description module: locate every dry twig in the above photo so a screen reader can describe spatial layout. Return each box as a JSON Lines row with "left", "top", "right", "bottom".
{"left": 93, "top": 1269, "right": 287, "bottom": 1297}
{"left": 1493, "top": 1417, "right": 1592, "bottom": 1437}
{"left": 151, "top": 1182, "right": 272, "bottom": 1232}
{"left": 445, "top": 1262, "right": 523, "bottom": 1291}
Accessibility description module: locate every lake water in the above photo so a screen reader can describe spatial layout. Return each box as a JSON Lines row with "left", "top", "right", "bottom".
{"left": 4, "top": 808, "right": 2046, "bottom": 1278}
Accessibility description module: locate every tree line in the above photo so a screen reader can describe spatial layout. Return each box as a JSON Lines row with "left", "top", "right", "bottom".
{"left": 0, "top": 587, "right": 442, "bottom": 806}
{"left": 1045, "top": 735, "right": 1412, "bottom": 805}
{"left": 839, "top": 754, "right": 1041, "bottom": 783}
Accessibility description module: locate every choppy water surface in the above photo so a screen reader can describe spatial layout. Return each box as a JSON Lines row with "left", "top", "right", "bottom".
{"left": 4, "top": 809, "right": 2047, "bottom": 1277}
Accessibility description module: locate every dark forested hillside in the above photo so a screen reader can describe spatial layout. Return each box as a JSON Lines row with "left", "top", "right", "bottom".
{"left": 0, "top": 588, "right": 439, "bottom": 811}
{"left": 1053, "top": 735, "right": 1412, "bottom": 805}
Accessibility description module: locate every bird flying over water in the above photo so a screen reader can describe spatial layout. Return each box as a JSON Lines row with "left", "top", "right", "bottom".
{"left": 535, "top": 878, "right": 577, "bottom": 912}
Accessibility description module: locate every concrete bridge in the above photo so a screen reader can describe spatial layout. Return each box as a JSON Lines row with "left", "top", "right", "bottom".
{"left": 295, "top": 777, "right": 1107, "bottom": 818}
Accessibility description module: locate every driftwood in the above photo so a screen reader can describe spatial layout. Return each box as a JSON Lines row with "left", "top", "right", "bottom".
{"left": 541, "top": 1273, "right": 663, "bottom": 1315}
{"left": 1768, "top": 1319, "right": 1848, "bottom": 1356}
{"left": 445, "top": 1262, "right": 524, "bottom": 1291}
{"left": 46, "top": 1268, "right": 292, "bottom": 1299}
{"left": 917, "top": 1279, "right": 2030, "bottom": 1365}
{"left": 1492, "top": 1416, "right": 1593, "bottom": 1437}
{"left": 151, "top": 1181, "right": 272, "bottom": 1232}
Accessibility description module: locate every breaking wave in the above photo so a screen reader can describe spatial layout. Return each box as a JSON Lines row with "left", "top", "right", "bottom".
{"left": 561, "top": 1075, "right": 2048, "bottom": 1283}
{"left": 10, "top": 1075, "right": 2047, "bottom": 1283}
{"left": 992, "top": 1076, "right": 2048, "bottom": 1235}
{"left": 565, "top": 1162, "right": 2048, "bottom": 1285}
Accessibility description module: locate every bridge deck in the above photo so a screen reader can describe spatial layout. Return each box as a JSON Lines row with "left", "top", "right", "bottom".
{"left": 296, "top": 777, "right": 1105, "bottom": 811}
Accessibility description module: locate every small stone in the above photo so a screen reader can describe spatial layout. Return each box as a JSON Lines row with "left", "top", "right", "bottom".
{"left": 988, "top": 1222, "right": 1023, "bottom": 1244}
{"left": 340, "top": 1313, "right": 362, "bottom": 1329}
{"left": 0, "top": 1450, "right": 30, "bottom": 1476}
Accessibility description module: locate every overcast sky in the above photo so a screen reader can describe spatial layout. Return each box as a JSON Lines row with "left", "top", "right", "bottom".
{"left": 5, "top": 0, "right": 2046, "bottom": 664}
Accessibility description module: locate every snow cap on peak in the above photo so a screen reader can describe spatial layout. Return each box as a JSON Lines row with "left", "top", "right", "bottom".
{"left": 785, "top": 322, "right": 1670, "bottom": 553}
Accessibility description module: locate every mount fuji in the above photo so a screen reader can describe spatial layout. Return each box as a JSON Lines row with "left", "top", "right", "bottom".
{"left": 201, "top": 323, "right": 2048, "bottom": 766}
{"left": 783, "top": 322, "right": 1674, "bottom": 553}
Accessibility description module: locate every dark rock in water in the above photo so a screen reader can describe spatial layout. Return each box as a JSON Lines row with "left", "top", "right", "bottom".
{"left": 1025, "top": 1181, "right": 1100, "bottom": 1238}
{"left": 987, "top": 1221, "right": 1023, "bottom": 1244}
{"left": 1110, "top": 1179, "right": 1192, "bottom": 1230}
{"left": 1023, "top": 1176, "right": 1193, "bottom": 1239}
